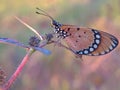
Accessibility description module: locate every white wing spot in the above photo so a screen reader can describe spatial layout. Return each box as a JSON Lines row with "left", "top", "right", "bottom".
{"left": 64, "top": 34, "right": 66, "bottom": 37}
{"left": 79, "top": 51, "right": 83, "bottom": 54}
{"left": 101, "top": 51, "right": 105, "bottom": 55}
{"left": 96, "top": 39, "right": 100, "bottom": 44}
{"left": 109, "top": 46, "right": 113, "bottom": 50}
{"left": 89, "top": 47, "right": 94, "bottom": 52}
{"left": 106, "top": 49, "right": 110, "bottom": 52}
{"left": 63, "top": 31, "right": 67, "bottom": 34}
{"left": 96, "top": 34, "right": 101, "bottom": 38}
{"left": 113, "top": 39, "right": 118, "bottom": 44}
{"left": 84, "top": 50, "right": 89, "bottom": 54}
{"left": 94, "top": 30, "right": 98, "bottom": 34}
{"left": 93, "top": 44, "right": 98, "bottom": 49}
{"left": 112, "top": 42, "right": 116, "bottom": 47}
{"left": 60, "top": 30, "right": 63, "bottom": 33}
{"left": 93, "top": 53, "right": 99, "bottom": 56}
{"left": 55, "top": 30, "right": 58, "bottom": 33}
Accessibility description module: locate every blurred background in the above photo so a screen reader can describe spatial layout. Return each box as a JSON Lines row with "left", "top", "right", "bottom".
{"left": 0, "top": 0, "right": 120, "bottom": 90}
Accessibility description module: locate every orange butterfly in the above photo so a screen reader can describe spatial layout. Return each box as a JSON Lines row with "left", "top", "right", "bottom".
{"left": 36, "top": 8, "right": 119, "bottom": 56}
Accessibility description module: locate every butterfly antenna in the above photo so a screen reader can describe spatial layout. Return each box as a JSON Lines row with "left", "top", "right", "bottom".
{"left": 36, "top": 7, "right": 54, "bottom": 21}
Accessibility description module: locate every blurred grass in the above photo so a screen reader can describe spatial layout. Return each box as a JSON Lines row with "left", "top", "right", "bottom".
{"left": 0, "top": 0, "right": 120, "bottom": 90}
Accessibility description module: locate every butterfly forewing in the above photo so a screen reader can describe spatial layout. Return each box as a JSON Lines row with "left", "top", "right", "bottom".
{"left": 62, "top": 26, "right": 95, "bottom": 52}
{"left": 58, "top": 25, "right": 118, "bottom": 56}
{"left": 60, "top": 26, "right": 100, "bottom": 55}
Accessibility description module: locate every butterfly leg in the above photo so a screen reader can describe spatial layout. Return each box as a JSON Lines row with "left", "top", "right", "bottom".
{"left": 57, "top": 43, "right": 84, "bottom": 60}
{"left": 53, "top": 40, "right": 83, "bottom": 60}
{"left": 54, "top": 40, "right": 73, "bottom": 51}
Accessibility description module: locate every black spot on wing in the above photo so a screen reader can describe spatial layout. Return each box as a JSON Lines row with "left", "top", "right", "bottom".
{"left": 77, "top": 28, "right": 80, "bottom": 31}
{"left": 67, "top": 28, "right": 70, "bottom": 31}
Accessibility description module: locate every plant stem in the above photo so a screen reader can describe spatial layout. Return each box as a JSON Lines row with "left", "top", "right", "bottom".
{"left": 3, "top": 49, "right": 35, "bottom": 90}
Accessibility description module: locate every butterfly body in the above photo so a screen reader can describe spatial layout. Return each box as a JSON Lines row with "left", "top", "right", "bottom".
{"left": 36, "top": 8, "right": 119, "bottom": 56}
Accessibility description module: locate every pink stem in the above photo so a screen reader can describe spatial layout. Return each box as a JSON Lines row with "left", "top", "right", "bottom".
{"left": 3, "top": 49, "right": 34, "bottom": 90}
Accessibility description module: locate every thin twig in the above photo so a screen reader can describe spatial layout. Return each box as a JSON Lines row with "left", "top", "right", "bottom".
{"left": 14, "top": 16, "right": 43, "bottom": 40}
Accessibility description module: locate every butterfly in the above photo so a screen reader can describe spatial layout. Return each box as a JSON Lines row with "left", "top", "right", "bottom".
{"left": 36, "top": 8, "right": 119, "bottom": 57}
{"left": 0, "top": 36, "right": 51, "bottom": 55}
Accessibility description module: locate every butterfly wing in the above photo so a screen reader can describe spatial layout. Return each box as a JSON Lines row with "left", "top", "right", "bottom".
{"left": 0, "top": 38, "right": 28, "bottom": 48}
{"left": 33, "top": 47, "right": 51, "bottom": 55}
{"left": 59, "top": 25, "right": 118, "bottom": 56}
{"left": 88, "top": 30, "right": 119, "bottom": 56}
{"left": 61, "top": 25, "right": 99, "bottom": 55}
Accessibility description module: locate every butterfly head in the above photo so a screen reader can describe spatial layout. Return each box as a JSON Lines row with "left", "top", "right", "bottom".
{"left": 52, "top": 20, "right": 62, "bottom": 29}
